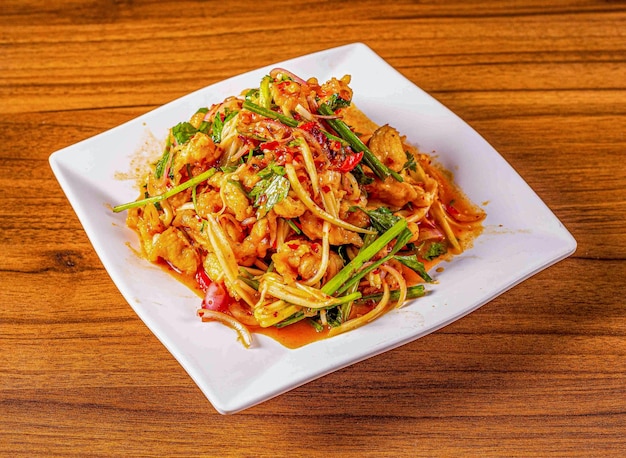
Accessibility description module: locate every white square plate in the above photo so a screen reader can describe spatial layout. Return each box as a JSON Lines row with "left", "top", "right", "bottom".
{"left": 49, "top": 43, "right": 576, "bottom": 414}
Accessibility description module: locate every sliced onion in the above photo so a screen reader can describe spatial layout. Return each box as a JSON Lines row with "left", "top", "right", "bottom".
{"left": 270, "top": 67, "right": 307, "bottom": 85}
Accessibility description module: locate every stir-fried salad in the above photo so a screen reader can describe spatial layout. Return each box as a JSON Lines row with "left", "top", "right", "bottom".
{"left": 114, "top": 69, "right": 485, "bottom": 347}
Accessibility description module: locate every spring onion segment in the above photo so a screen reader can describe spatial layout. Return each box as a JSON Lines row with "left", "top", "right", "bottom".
{"left": 113, "top": 69, "right": 485, "bottom": 348}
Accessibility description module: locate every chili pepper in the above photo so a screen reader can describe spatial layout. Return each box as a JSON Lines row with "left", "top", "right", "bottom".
{"left": 336, "top": 151, "right": 364, "bottom": 173}
{"left": 445, "top": 201, "right": 461, "bottom": 218}
{"left": 195, "top": 266, "right": 212, "bottom": 292}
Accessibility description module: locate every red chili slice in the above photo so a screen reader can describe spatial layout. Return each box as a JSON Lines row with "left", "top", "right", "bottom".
{"left": 336, "top": 151, "right": 364, "bottom": 173}
{"left": 195, "top": 267, "right": 212, "bottom": 292}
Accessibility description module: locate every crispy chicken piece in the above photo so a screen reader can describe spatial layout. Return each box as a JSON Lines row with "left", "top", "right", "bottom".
{"left": 171, "top": 133, "right": 220, "bottom": 179}
{"left": 273, "top": 195, "right": 307, "bottom": 218}
{"left": 369, "top": 125, "right": 407, "bottom": 173}
{"left": 234, "top": 217, "right": 273, "bottom": 266}
{"left": 299, "top": 211, "right": 363, "bottom": 247}
{"left": 272, "top": 239, "right": 323, "bottom": 284}
{"left": 149, "top": 227, "right": 199, "bottom": 276}
{"left": 364, "top": 176, "right": 419, "bottom": 209}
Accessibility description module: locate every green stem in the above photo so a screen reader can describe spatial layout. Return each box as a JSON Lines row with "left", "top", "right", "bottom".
{"left": 356, "top": 285, "right": 426, "bottom": 304}
{"left": 259, "top": 75, "right": 272, "bottom": 110}
{"left": 318, "top": 103, "right": 403, "bottom": 182}
{"left": 112, "top": 168, "right": 217, "bottom": 213}
{"left": 334, "top": 226, "right": 413, "bottom": 296}
{"left": 321, "top": 219, "right": 408, "bottom": 296}
{"left": 332, "top": 291, "right": 362, "bottom": 305}
{"left": 242, "top": 100, "right": 299, "bottom": 127}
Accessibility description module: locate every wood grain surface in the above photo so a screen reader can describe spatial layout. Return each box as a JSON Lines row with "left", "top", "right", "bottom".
{"left": 1, "top": 1, "right": 625, "bottom": 456}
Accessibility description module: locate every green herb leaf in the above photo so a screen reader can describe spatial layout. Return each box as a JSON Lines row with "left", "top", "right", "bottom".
{"left": 257, "top": 162, "right": 285, "bottom": 179}
{"left": 364, "top": 207, "right": 401, "bottom": 234}
{"left": 250, "top": 162, "right": 290, "bottom": 217}
{"left": 197, "top": 120, "right": 211, "bottom": 134}
{"left": 403, "top": 150, "right": 417, "bottom": 172}
{"left": 326, "top": 93, "right": 351, "bottom": 111}
{"left": 168, "top": 152, "right": 176, "bottom": 180}
{"left": 211, "top": 115, "right": 224, "bottom": 143}
{"left": 252, "top": 174, "right": 290, "bottom": 217}
{"left": 244, "top": 88, "right": 260, "bottom": 102}
{"left": 351, "top": 164, "right": 374, "bottom": 185}
{"left": 394, "top": 254, "right": 433, "bottom": 282}
{"left": 211, "top": 110, "right": 238, "bottom": 143}
{"left": 423, "top": 241, "right": 447, "bottom": 261}
{"left": 172, "top": 122, "right": 198, "bottom": 145}
{"left": 154, "top": 150, "right": 170, "bottom": 179}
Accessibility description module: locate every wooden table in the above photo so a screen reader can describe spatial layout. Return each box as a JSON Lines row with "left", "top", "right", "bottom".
{"left": 2, "top": 1, "right": 625, "bottom": 456}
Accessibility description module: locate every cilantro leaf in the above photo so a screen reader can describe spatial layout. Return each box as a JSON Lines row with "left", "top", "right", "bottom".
{"left": 211, "top": 110, "right": 238, "bottom": 143}
{"left": 211, "top": 116, "right": 223, "bottom": 143}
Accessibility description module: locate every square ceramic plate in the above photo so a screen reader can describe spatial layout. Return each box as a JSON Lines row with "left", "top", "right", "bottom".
{"left": 49, "top": 43, "right": 576, "bottom": 414}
